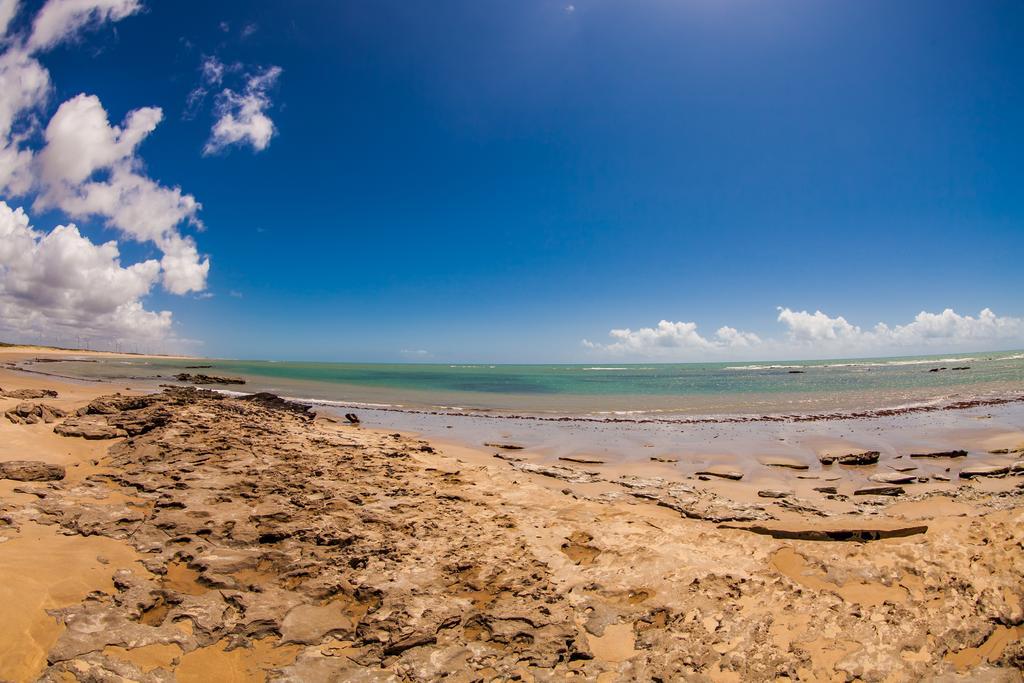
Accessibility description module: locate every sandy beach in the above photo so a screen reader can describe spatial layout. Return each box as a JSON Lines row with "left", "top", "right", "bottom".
{"left": 1, "top": 347, "right": 1022, "bottom": 681}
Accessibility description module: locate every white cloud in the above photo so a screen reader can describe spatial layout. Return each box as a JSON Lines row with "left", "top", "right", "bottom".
{"left": 583, "top": 320, "right": 761, "bottom": 357}
{"left": 38, "top": 93, "right": 160, "bottom": 185}
{"left": 34, "top": 94, "right": 208, "bottom": 292}
{"left": 26, "top": 0, "right": 140, "bottom": 52}
{"left": 0, "top": 0, "right": 20, "bottom": 39}
{"left": 0, "top": 201, "right": 171, "bottom": 343}
{"left": 777, "top": 306, "right": 1024, "bottom": 352}
{"left": 200, "top": 55, "right": 225, "bottom": 86}
{"left": 0, "top": 48, "right": 50, "bottom": 195}
{"left": 158, "top": 232, "right": 209, "bottom": 295}
{"left": 776, "top": 307, "right": 859, "bottom": 343}
{"left": 0, "top": 0, "right": 209, "bottom": 345}
{"left": 585, "top": 307, "right": 1024, "bottom": 360}
{"left": 204, "top": 65, "right": 281, "bottom": 155}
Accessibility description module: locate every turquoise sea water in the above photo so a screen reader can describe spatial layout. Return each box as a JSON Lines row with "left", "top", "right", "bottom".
{"left": 24, "top": 350, "right": 1024, "bottom": 418}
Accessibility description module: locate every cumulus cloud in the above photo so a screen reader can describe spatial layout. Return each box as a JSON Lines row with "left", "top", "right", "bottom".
{"left": 33, "top": 94, "right": 208, "bottom": 292}
{"left": 204, "top": 65, "right": 281, "bottom": 155}
{"left": 583, "top": 320, "right": 761, "bottom": 357}
{"left": 0, "top": 48, "right": 50, "bottom": 195}
{"left": 0, "top": 0, "right": 208, "bottom": 345}
{"left": 0, "top": 201, "right": 171, "bottom": 342}
{"left": 26, "top": 0, "right": 140, "bottom": 52}
{"left": 777, "top": 307, "right": 1024, "bottom": 352}
{"left": 585, "top": 307, "right": 1024, "bottom": 360}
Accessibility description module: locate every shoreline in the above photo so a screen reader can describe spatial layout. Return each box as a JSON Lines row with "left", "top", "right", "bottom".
{"left": 1, "top": 349, "right": 1023, "bottom": 680}
{"left": 7, "top": 345, "right": 1024, "bottom": 420}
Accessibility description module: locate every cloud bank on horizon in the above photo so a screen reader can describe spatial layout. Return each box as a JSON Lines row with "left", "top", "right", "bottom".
{"left": 0, "top": 0, "right": 280, "bottom": 348}
{"left": 583, "top": 307, "right": 1024, "bottom": 360}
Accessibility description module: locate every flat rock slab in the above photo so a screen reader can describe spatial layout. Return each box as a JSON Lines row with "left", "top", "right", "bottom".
{"left": 485, "top": 443, "right": 524, "bottom": 450}
{"left": 720, "top": 522, "right": 928, "bottom": 542}
{"left": 559, "top": 456, "right": 606, "bottom": 465}
{"left": 0, "top": 460, "right": 65, "bottom": 481}
{"left": 54, "top": 417, "right": 128, "bottom": 440}
{"left": 819, "top": 450, "right": 880, "bottom": 466}
{"left": 853, "top": 485, "right": 904, "bottom": 496}
{"left": 959, "top": 465, "right": 1010, "bottom": 479}
{"left": 910, "top": 450, "right": 968, "bottom": 459}
{"left": 0, "top": 388, "right": 58, "bottom": 399}
{"left": 695, "top": 468, "right": 743, "bottom": 481}
{"left": 650, "top": 457, "right": 678, "bottom": 463}
{"left": 758, "top": 457, "right": 809, "bottom": 470}
{"left": 757, "top": 488, "right": 793, "bottom": 499}
{"left": 280, "top": 603, "right": 355, "bottom": 645}
{"left": 869, "top": 472, "right": 918, "bottom": 485}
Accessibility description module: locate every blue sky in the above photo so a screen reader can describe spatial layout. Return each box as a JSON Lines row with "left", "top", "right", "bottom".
{"left": 1, "top": 0, "right": 1023, "bottom": 361}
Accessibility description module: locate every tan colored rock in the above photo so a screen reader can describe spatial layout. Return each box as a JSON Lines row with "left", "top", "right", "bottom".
{"left": 280, "top": 604, "right": 356, "bottom": 645}
{"left": 0, "top": 460, "right": 65, "bottom": 481}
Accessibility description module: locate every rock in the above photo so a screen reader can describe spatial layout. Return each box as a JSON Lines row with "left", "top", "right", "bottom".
{"left": 853, "top": 485, "right": 904, "bottom": 496}
{"left": 909, "top": 449, "right": 967, "bottom": 459}
{"left": 280, "top": 603, "right": 356, "bottom": 645}
{"left": 757, "top": 488, "right": 793, "bottom": 499}
{"left": 239, "top": 392, "right": 313, "bottom": 418}
{"left": 344, "top": 413, "right": 360, "bottom": 424}
{"left": 559, "top": 456, "right": 605, "bottom": 464}
{"left": 54, "top": 417, "right": 128, "bottom": 440}
{"left": 720, "top": 522, "right": 927, "bottom": 542}
{"left": 4, "top": 402, "right": 67, "bottom": 424}
{"left": 813, "top": 486, "right": 838, "bottom": 494}
{"left": 758, "top": 456, "right": 809, "bottom": 470}
{"left": 959, "top": 465, "right": 1010, "bottom": 479}
{"left": 1011, "top": 461, "right": 1024, "bottom": 473}
{"left": 484, "top": 443, "right": 524, "bottom": 450}
{"left": 78, "top": 394, "right": 159, "bottom": 415}
{"left": 819, "top": 450, "right": 880, "bottom": 466}
{"left": 869, "top": 472, "right": 918, "bottom": 485}
{"left": 695, "top": 468, "right": 743, "bottom": 481}
{"left": 174, "top": 373, "right": 246, "bottom": 385}
{"left": 0, "top": 387, "right": 58, "bottom": 399}
{"left": 650, "top": 456, "right": 678, "bottom": 463}
{"left": 0, "top": 460, "right": 65, "bottom": 481}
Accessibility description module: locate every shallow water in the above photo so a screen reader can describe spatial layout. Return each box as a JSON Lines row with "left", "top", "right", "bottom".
{"left": 22, "top": 349, "right": 1024, "bottom": 418}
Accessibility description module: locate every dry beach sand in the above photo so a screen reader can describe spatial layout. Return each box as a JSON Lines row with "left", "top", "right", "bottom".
{"left": 0, "top": 347, "right": 1022, "bottom": 681}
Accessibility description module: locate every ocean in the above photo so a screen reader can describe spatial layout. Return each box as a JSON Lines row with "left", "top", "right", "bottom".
{"left": 20, "top": 349, "right": 1024, "bottom": 420}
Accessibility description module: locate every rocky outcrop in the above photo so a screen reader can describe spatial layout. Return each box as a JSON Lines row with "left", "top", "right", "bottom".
{"left": 960, "top": 465, "right": 1011, "bottom": 479}
{"left": 819, "top": 450, "right": 880, "bottom": 466}
{"left": 869, "top": 472, "right": 919, "bottom": 485}
{"left": 54, "top": 417, "right": 128, "bottom": 440}
{"left": 757, "top": 488, "right": 793, "bottom": 499}
{"left": 0, "top": 387, "right": 58, "bottom": 399}
{"left": 7, "top": 386, "right": 1023, "bottom": 682}
{"left": 853, "top": 484, "right": 905, "bottom": 496}
{"left": 910, "top": 449, "right": 968, "bottom": 458}
{"left": 721, "top": 522, "right": 929, "bottom": 542}
{"left": 174, "top": 373, "right": 246, "bottom": 385}
{"left": 695, "top": 468, "right": 743, "bottom": 481}
{"left": 0, "top": 460, "right": 65, "bottom": 481}
{"left": 4, "top": 402, "right": 66, "bottom": 424}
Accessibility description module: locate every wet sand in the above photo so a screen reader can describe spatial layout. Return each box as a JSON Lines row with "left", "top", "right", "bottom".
{"left": 0, "top": 347, "right": 1022, "bottom": 681}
